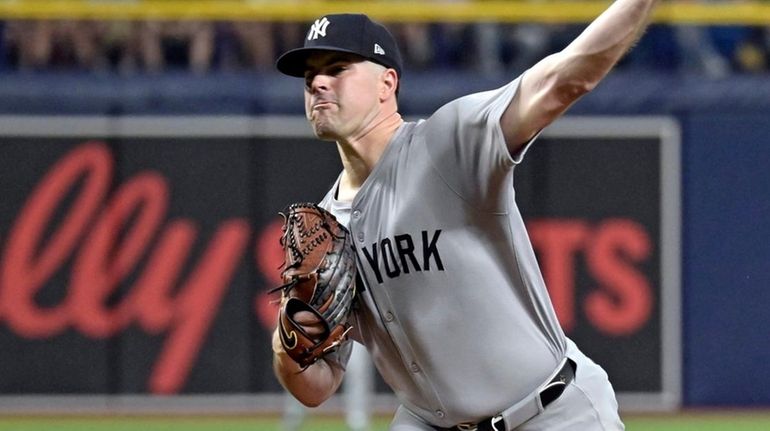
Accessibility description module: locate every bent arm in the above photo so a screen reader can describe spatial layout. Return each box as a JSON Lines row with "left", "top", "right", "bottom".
{"left": 272, "top": 328, "right": 345, "bottom": 407}
{"left": 502, "top": 0, "right": 660, "bottom": 151}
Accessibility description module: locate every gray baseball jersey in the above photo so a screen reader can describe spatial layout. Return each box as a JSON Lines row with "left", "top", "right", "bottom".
{"left": 319, "top": 78, "right": 568, "bottom": 427}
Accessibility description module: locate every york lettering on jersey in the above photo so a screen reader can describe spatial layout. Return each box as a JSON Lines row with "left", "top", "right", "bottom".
{"left": 361, "top": 230, "right": 444, "bottom": 283}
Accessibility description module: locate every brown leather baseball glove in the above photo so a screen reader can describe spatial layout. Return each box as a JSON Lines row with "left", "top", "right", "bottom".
{"left": 271, "top": 202, "right": 357, "bottom": 368}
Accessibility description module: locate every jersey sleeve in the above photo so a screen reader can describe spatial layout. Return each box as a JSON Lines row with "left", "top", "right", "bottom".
{"left": 420, "top": 75, "right": 536, "bottom": 211}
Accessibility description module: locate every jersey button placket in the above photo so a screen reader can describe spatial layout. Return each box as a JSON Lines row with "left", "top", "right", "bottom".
{"left": 351, "top": 210, "right": 363, "bottom": 242}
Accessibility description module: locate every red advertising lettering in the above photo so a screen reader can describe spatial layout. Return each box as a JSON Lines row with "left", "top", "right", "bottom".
{"left": 528, "top": 218, "right": 653, "bottom": 336}
{"left": 585, "top": 219, "right": 652, "bottom": 336}
{"left": 253, "top": 218, "right": 284, "bottom": 330}
{"left": 149, "top": 219, "right": 250, "bottom": 394}
{"left": 70, "top": 172, "right": 169, "bottom": 337}
{"left": 0, "top": 142, "right": 251, "bottom": 394}
{"left": 1, "top": 142, "right": 111, "bottom": 336}
{"left": 0, "top": 141, "right": 658, "bottom": 393}
{"left": 527, "top": 220, "right": 589, "bottom": 332}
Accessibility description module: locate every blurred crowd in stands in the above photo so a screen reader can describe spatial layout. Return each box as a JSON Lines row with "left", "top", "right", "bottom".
{"left": 0, "top": 19, "right": 769, "bottom": 77}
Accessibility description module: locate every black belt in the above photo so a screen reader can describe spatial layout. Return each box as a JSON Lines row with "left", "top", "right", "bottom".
{"left": 445, "top": 358, "right": 576, "bottom": 431}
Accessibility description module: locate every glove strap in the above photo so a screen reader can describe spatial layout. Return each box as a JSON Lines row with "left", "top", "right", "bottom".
{"left": 278, "top": 298, "right": 350, "bottom": 368}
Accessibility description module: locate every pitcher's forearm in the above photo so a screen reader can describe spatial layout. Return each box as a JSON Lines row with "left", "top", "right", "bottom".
{"left": 272, "top": 329, "right": 344, "bottom": 407}
{"left": 504, "top": 0, "right": 661, "bottom": 148}
{"left": 561, "top": 0, "right": 660, "bottom": 87}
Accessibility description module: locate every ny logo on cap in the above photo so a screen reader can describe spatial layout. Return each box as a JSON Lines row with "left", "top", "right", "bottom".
{"left": 307, "top": 17, "right": 330, "bottom": 41}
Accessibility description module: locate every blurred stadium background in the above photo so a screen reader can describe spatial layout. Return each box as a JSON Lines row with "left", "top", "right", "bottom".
{"left": 0, "top": 1, "right": 769, "bottom": 430}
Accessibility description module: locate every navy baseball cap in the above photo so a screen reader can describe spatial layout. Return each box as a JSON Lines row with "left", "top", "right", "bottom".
{"left": 276, "top": 14, "right": 403, "bottom": 77}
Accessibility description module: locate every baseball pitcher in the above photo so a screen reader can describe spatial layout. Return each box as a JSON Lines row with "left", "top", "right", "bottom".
{"left": 271, "top": 1, "right": 660, "bottom": 429}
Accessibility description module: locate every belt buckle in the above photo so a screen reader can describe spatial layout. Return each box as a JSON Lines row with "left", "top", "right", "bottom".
{"left": 456, "top": 423, "right": 478, "bottom": 431}
{"left": 490, "top": 415, "right": 505, "bottom": 431}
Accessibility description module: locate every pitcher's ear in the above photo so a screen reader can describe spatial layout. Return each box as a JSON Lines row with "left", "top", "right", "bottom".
{"left": 380, "top": 68, "right": 399, "bottom": 101}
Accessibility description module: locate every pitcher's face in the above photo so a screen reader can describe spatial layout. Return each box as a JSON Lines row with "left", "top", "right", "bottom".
{"left": 303, "top": 52, "right": 386, "bottom": 141}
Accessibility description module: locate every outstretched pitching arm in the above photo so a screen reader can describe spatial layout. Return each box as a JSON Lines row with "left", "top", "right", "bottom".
{"left": 502, "top": 0, "right": 661, "bottom": 152}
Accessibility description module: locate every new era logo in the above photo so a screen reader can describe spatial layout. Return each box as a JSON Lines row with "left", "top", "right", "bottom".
{"left": 374, "top": 44, "right": 385, "bottom": 55}
{"left": 307, "top": 17, "right": 330, "bottom": 40}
